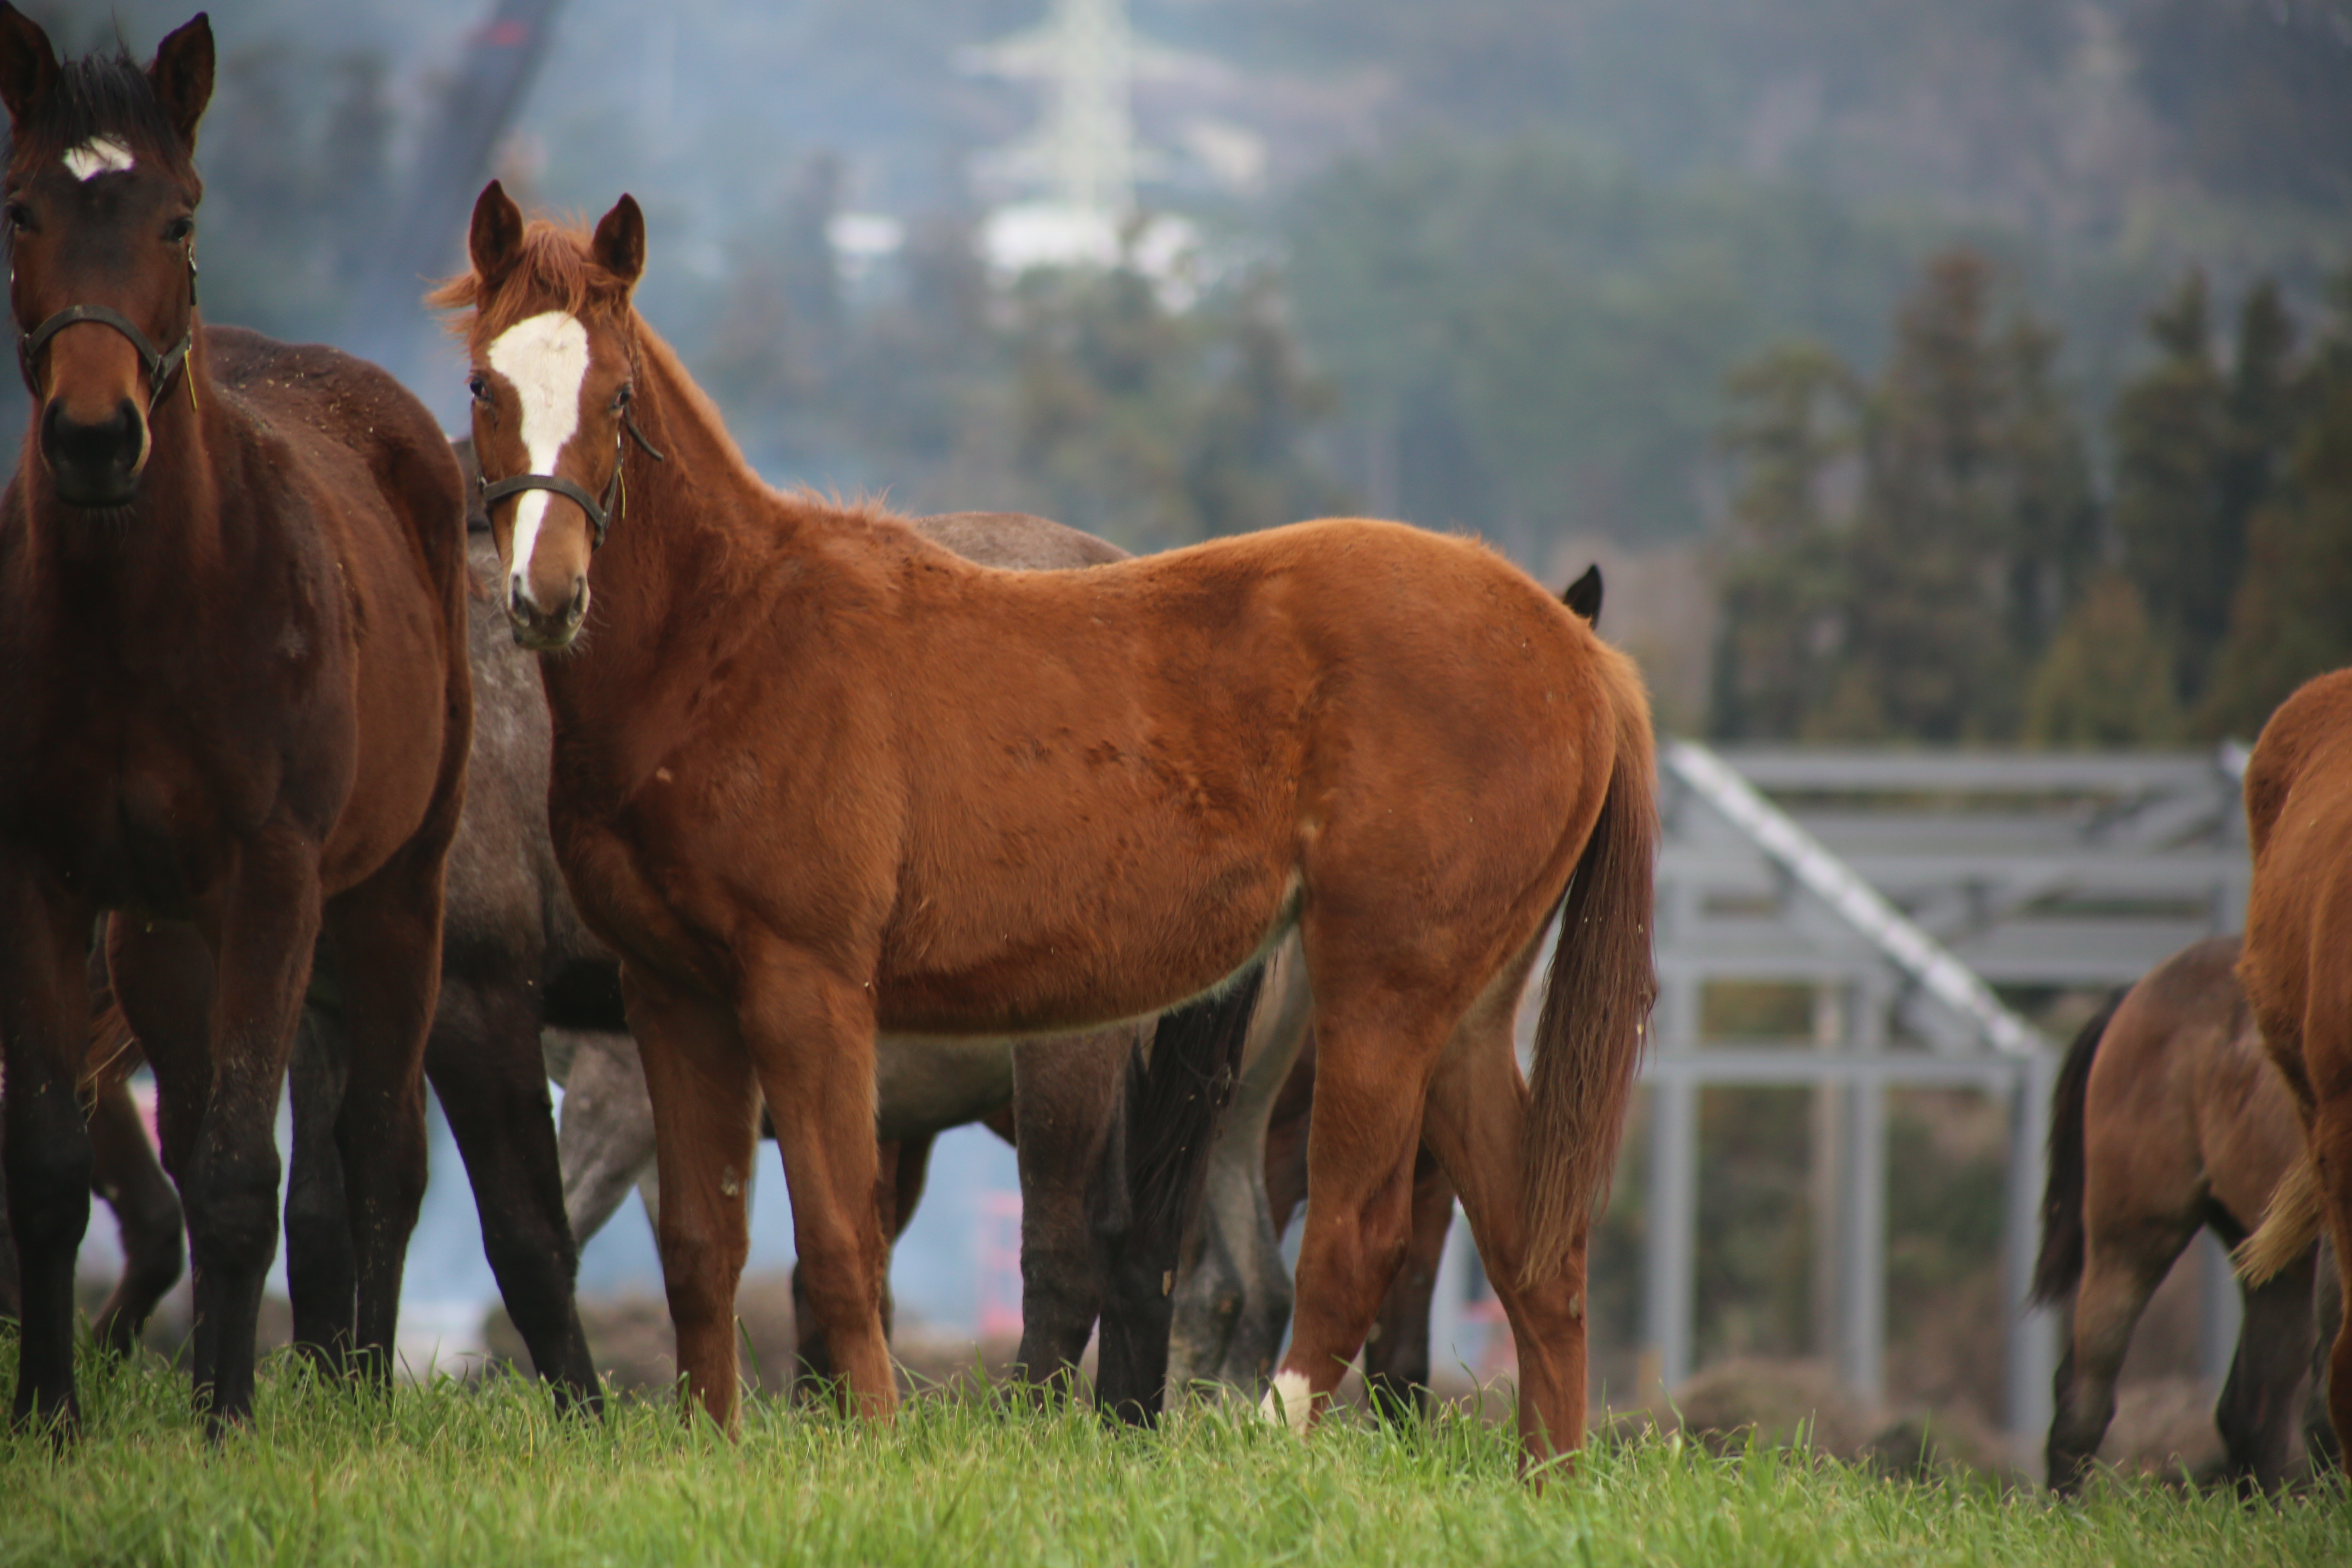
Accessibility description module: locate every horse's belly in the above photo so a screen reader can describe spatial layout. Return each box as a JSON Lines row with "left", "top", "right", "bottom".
{"left": 873, "top": 1033, "right": 1014, "bottom": 1141}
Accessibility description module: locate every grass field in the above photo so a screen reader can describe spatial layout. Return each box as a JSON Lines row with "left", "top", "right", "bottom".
{"left": 2, "top": 1342, "right": 2346, "bottom": 1568}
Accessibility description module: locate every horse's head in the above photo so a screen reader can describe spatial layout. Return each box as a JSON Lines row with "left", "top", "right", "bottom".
{"left": 0, "top": 7, "right": 209, "bottom": 510}
{"left": 439, "top": 181, "right": 648, "bottom": 652}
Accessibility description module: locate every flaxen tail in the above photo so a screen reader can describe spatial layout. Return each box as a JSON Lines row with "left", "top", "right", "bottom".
{"left": 2029, "top": 996, "right": 2120, "bottom": 1307}
{"left": 2234, "top": 1144, "right": 2324, "bottom": 1286}
{"left": 1522, "top": 650, "right": 1658, "bottom": 1287}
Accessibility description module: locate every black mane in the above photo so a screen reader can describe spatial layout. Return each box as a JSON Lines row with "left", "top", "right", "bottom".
{"left": 5, "top": 44, "right": 194, "bottom": 186}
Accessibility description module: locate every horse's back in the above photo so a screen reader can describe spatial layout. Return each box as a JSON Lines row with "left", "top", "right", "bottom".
{"left": 914, "top": 511, "right": 1130, "bottom": 570}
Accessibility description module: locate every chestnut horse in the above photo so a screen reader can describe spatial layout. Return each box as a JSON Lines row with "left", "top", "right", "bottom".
{"left": 2032, "top": 936, "right": 2329, "bottom": 1494}
{"left": 2234, "top": 666, "right": 2352, "bottom": 1478}
{"left": 439, "top": 185, "right": 1655, "bottom": 1463}
{"left": 0, "top": 12, "right": 471, "bottom": 1430}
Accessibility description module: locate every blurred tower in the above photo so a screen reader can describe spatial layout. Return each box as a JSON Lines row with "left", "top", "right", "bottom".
{"left": 962, "top": 0, "right": 1198, "bottom": 272}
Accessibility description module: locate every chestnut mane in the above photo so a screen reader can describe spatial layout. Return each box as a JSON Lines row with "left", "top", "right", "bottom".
{"left": 428, "top": 220, "right": 635, "bottom": 350}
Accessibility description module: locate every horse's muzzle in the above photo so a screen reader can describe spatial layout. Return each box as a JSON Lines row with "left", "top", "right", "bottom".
{"left": 40, "top": 396, "right": 146, "bottom": 508}
{"left": 508, "top": 576, "right": 589, "bottom": 651}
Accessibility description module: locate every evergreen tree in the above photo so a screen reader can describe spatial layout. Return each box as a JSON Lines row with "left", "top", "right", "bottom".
{"left": 1711, "top": 249, "right": 2095, "bottom": 742}
{"left": 2022, "top": 575, "right": 2182, "bottom": 746}
{"left": 2201, "top": 275, "right": 2352, "bottom": 739}
{"left": 1709, "top": 343, "right": 1863, "bottom": 740}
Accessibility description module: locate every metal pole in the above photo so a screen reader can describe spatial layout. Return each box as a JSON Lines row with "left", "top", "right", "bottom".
{"left": 1645, "top": 1076, "right": 1699, "bottom": 1400}
{"left": 2197, "top": 1230, "right": 2244, "bottom": 1383}
{"left": 1837, "top": 1078, "right": 1886, "bottom": 1402}
{"left": 2005, "top": 1048, "right": 2059, "bottom": 1467}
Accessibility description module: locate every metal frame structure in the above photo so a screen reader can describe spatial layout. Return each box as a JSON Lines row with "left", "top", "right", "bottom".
{"left": 1437, "top": 743, "right": 2250, "bottom": 1458}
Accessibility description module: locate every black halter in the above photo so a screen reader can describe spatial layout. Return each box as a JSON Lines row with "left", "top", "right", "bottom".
{"left": 478, "top": 404, "right": 666, "bottom": 550}
{"left": 16, "top": 246, "right": 199, "bottom": 414}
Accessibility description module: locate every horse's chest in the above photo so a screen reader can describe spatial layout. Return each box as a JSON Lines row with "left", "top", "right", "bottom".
{"left": 1, "top": 726, "right": 250, "bottom": 912}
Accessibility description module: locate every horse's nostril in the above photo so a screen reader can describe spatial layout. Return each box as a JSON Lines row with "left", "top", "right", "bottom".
{"left": 568, "top": 580, "right": 588, "bottom": 621}
{"left": 40, "top": 397, "right": 146, "bottom": 504}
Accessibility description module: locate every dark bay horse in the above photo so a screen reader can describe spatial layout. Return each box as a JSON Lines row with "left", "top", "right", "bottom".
{"left": 2032, "top": 935, "right": 2330, "bottom": 1493}
{"left": 2234, "top": 666, "right": 2352, "bottom": 1478}
{"left": 0, "top": 11, "right": 472, "bottom": 1430}
{"left": 438, "top": 186, "right": 1655, "bottom": 1466}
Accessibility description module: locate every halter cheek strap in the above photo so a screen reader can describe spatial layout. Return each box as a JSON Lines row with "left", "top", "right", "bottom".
{"left": 478, "top": 406, "right": 666, "bottom": 550}
{"left": 16, "top": 247, "right": 200, "bottom": 415}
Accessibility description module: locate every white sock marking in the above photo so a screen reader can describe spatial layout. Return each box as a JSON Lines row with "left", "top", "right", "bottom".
{"left": 485, "top": 311, "right": 591, "bottom": 613}
{"left": 63, "top": 138, "right": 135, "bottom": 182}
{"left": 1259, "top": 1369, "right": 1312, "bottom": 1434}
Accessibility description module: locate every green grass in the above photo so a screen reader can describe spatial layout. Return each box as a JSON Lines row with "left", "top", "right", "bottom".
{"left": 2, "top": 1342, "right": 2345, "bottom": 1567}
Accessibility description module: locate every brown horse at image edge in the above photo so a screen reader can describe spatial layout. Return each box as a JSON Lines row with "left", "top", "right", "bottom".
{"left": 2231, "top": 666, "right": 2352, "bottom": 1478}
{"left": 0, "top": 9, "right": 473, "bottom": 1433}
{"left": 439, "top": 182, "right": 1656, "bottom": 1468}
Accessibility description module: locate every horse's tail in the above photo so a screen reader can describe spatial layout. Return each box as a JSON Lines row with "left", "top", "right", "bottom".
{"left": 1123, "top": 964, "right": 1265, "bottom": 1262}
{"left": 2235, "top": 1141, "right": 2325, "bottom": 1286}
{"left": 1522, "top": 648, "right": 1658, "bottom": 1287}
{"left": 78, "top": 999, "right": 142, "bottom": 1097}
{"left": 2030, "top": 996, "right": 2121, "bottom": 1307}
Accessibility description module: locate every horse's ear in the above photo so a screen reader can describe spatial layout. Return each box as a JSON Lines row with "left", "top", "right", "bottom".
{"left": 468, "top": 180, "right": 526, "bottom": 292}
{"left": 145, "top": 13, "right": 215, "bottom": 148}
{"left": 1562, "top": 563, "right": 1603, "bottom": 628}
{"left": 0, "top": 3, "right": 60, "bottom": 132}
{"left": 590, "top": 194, "right": 646, "bottom": 290}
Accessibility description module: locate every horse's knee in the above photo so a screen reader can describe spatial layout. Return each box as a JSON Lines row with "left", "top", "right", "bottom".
{"left": 4, "top": 1119, "right": 93, "bottom": 1258}
{"left": 187, "top": 1145, "right": 283, "bottom": 1275}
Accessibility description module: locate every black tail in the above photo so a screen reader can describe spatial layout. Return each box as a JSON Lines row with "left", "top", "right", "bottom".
{"left": 2030, "top": 996, "right": 2122, "bottom": 1307}
{"left": 1091, "top": 964, "right": 1265, "bottom": 1423}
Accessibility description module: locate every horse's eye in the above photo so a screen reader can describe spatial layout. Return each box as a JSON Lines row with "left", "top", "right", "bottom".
{"left": 468, "top": 374, "right": 491, "bottom": 403}
{"left": 3, "top": 201, "right": 30, "bottom": 233}
{"left": 163, "top": 216, "right": 194, "bottom": 244}
{"left": 613, "top": 383, "right": 633, "bottom": 411}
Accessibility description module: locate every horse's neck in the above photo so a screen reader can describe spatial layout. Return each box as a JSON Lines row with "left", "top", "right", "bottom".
{"left": 536, "top": 332, "right": 797, "bottom": 790}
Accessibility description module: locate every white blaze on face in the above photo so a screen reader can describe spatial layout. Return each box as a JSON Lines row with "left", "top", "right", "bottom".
{"left": 1258, "top": 1368, "right": 1312, "bottom": 1434}
{"left": 485, "top": 310, "right": 592, "bottom": 614}
{"left": 63, "top": 137, "right": 135, "bottom": 182}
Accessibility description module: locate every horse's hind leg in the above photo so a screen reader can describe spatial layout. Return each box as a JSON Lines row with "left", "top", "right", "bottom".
{"left": 1415, "top": 987, "right": 1592, "bottom": 1463}
{"left": 426, "top": 975, "right": 600, "bottom": 1412}
{"left": 2216, "top": 1243, "right": 2317, "bottom": 1492}
{"left": 0, "top": 866, "right": 98, "bottom": 1430}
{"left": 317, "top": 848, "right": 444, "bottom": 1385}
{"left": 283, "top": 1011, "right": 357, "bottom": 1373}
{"left": 2045, "top": 1220, "right": 2194, "bottom": 1494}
{"left": 1267, "top": 997, "right": 1439, "bottom": 1432}
{"left": 1363, "top": 1154, "right": 1455, "bottom": 1423}
{"left": 1007, "top": 1032, "right": 1118, "bottom": 1393}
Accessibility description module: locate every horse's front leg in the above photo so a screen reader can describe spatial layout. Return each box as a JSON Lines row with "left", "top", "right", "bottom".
{"left": 0, "top": 858, "right": 97, "bottom": 1432}
{"left": 187, "top": 823, "right": 326, "bottom": 1430}
{"left": 621, "top": 965, "right": 761, "bottom": 1431}
{"left": 736, "top": 950, "right": 893, "bottom": 1421}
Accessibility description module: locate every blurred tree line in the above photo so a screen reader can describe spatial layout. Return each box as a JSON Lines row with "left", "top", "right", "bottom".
{"left": 1710, "top": 250, "right": 2352, "bottom": 746}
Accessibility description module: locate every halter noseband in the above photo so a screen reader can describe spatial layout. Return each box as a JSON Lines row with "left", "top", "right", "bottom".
{"left": 16, "top": 247, "right": 200, "bottom": 415}
{"left": 478, "top": 405, "right": 666, "bottom": 550}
